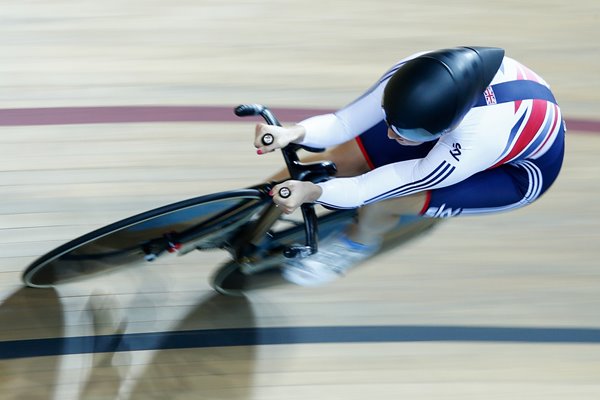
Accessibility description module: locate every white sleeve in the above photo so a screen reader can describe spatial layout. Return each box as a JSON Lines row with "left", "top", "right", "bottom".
{"left": 315, "top": 143, "right": 471, "bottom": 209}
{"left": 297, "top": 82, "right": 385, "bottom": 148}
{"left": 296, "top": 54, "right": 424, "bottom": 148}
{"left": 314, "top": 145, "right": 459, "bottom": 209}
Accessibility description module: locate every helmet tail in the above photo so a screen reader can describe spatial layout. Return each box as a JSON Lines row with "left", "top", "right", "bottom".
{"left": 464, "top": 46, "right": 505, "bottom": 91}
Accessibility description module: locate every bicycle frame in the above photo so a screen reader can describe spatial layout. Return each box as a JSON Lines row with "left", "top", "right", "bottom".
{"left": 21, "top": 104, "right": 340, "bottom": 288}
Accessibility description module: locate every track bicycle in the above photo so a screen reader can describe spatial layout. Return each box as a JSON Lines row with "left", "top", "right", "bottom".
{"left": 22, "top": 104, "right": 437, "bottom": 295}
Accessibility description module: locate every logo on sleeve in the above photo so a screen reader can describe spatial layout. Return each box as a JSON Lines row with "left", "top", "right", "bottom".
{"left": 449, "top": 143, "right": 462, "bottom": 161}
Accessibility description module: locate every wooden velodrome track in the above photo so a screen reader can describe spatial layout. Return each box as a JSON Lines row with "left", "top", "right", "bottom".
{"left": 1, "top": 0, "right": 599, "bottom": 398}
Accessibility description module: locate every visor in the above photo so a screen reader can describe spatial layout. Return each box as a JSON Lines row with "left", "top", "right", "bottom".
{"left": 382, "top": 107, "right": 443, "bottom": 142}
{"left": 388, "top": 124, "right": 443, "bottom": 142}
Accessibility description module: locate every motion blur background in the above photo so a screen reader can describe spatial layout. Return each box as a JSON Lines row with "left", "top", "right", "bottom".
{"left": 1, "top": 1, "right": 599, "bottom": 399}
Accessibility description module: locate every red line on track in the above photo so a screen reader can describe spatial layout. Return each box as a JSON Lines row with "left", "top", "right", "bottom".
{"left": 0, "top": 106, "right": 326, "bottom": 127}
{"left": 0, "top": 105, "right": 598, "bottom": 133}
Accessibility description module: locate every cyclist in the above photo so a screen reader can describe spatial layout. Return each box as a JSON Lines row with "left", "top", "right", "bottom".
{"left": 254, "top": 46, "right": 565, "bottom": 287}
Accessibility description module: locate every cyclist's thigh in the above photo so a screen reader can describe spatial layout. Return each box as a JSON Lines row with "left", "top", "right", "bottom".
{"left": 422, "top": 130, "right": 565, "bottom": 218}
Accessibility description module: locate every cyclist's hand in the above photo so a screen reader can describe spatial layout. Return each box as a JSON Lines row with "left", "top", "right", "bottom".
{"left": 270, "top": 180, "right": 322, "bottom": 214}
{"left": 254, "top": 123, "right": 305, "bottom": 155}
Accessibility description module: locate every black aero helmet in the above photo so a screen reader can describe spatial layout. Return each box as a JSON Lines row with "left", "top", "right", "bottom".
{"left": 382, "top": 46, "right": 505, "bottom": 141}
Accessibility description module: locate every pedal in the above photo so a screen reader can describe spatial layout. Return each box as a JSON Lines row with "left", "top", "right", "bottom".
{"left": 212, "top": 260, "right": 292, "bottom": 297}
{"left": 239, "top": 252, "right": 286, "bottom": 275}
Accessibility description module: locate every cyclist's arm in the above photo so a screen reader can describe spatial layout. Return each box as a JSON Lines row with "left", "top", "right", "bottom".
{"left": 296, "top": 55, "right": 423, "bottom": 148}
{"left": 297, "top": 87, "right": 384, "bottom": 148}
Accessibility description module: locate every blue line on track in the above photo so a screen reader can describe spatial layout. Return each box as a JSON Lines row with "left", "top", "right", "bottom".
{"left": 2, "top": 325, "right": 599, "bottom": 360}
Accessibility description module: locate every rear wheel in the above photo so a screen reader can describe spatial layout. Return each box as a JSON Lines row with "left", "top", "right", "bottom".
{"left": 211, "top": 211, "right": 439, "bottom": 296}
{"left": 22, "top": 189, "right": 269, "bottom": 288}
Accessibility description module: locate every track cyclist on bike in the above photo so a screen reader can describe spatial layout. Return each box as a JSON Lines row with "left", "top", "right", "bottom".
{"left": 254, "top": 46, "right": 565, "bottom": 287}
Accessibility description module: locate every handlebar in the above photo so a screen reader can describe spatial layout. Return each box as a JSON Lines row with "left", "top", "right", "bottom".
{"left": 234, "top": 104, "right": 324, "bottom": 258}
{"left": 234, "top": 104, "right": 281, "bottom": 126}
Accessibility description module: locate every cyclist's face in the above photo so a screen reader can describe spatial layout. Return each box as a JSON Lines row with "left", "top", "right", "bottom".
{"left": 387, "top": 127, "right": 423, "bottom": 146}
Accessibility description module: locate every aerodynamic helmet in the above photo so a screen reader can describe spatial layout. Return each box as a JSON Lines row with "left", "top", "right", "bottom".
{"left": 382, "top": 46, "right": 505, "bottom": 142}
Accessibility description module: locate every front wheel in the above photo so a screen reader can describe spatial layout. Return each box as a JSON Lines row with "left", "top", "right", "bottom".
{"left": 22, "top": 188, "right": 269, "bottom": 288}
